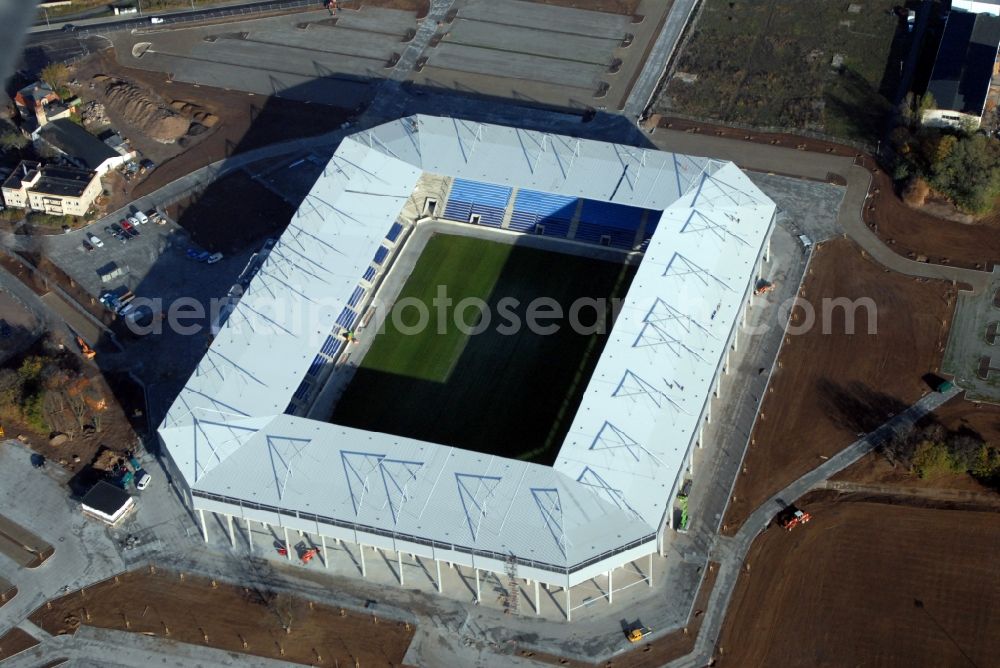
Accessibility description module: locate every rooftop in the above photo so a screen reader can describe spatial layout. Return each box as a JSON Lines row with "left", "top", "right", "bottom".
{"left": 1, "top": 160, "right": 41, "bottom": 191}
{"left": 37, "top": 119, "right": 119, "bottom": 171}
{"left": 80, "top": 480, "right": 131, "bottom": 516}
{"left": 31, "top": 164, "right": 97, "bottom": 198}
{"left": 927, "top": 10, "right": 1000, "bottom": 115}
{"left": 158, "top": 116, "right": 775, "bottom": 569}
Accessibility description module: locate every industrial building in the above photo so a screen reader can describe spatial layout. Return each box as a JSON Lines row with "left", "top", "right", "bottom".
{"left": 157, "top": 115, "right": 776, "bottom": 619}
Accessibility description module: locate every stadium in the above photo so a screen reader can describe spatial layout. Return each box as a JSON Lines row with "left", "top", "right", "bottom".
{"left": 156, "top": 115, "right": 776, "bottom": 620}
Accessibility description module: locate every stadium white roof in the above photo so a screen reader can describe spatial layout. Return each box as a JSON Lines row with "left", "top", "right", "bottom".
{"left": 159, "top": 115, "right": 776, "bottom": 571}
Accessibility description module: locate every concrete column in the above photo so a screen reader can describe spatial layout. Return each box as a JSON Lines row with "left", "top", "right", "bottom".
{"left": 360, "top": 544, "right": 367, "bottom": 577}
{"left": 475, "top": 568, "right": 481, "bottom": 602}
{"left": 535, "top": 580, "right": 541, "bottom": 615}
{"left": 648, "top": 553, "right": 653, "bottom": 587}
{"left": 226, "top": 514, "right": 235, "bottom": 548}
{"left": 706, "top": 407, "right": 711, "bottom": 424}
{"left": 436, "top": 559, "right": 443, "bottom": 593}
{"left": 733, "top": 328, "right": 739, "bottom": 352}
{"left": 245, "top": 518, "right": 253, "bottom": 553}
{"left": 283, "top": 526, "right": 291, "bottom": 561}
{"left": 320, "top": 534, "right": 328, "bottom": 569}
{"left": 714, "top": 374, "right": 720, "bottom": 398}
{"left": 565, "top": 581, "right": 571, "bottom": 622}
{"left": 765, "top": 235, "right": 771, "bottom": 262}
{"left": 198, "top": 509, "right": 208, "bottom": 543}
{"left": 398, "top": 551, "right": 404, "bottom": 586}
{"left": 607, "top": 569, "right": 613, "bottom": 604}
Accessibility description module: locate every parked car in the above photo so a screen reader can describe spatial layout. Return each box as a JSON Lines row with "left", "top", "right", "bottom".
{"left": 106, "top": 225, "right": 127, "bottom": 243}
{"left": 135, "top": 470, "right": 152, "bottom": 490}
{"left": 87, "top": 233, "right": 103, "bottom": 248}
{"left": 195, "top": 250, "right": 212, "bottom": 262}
{"left": 127, "top": 215, "right": 141, "bottom": 228}
{"left": 82, "top": 240, "right": 94, "bottom": 253}
{"left": 206, "top": 252, "right": 224, "bottom": 264}
{"left": 120, "top": 219, "right": 138, "bottom": 237}
{"left": 133, "top": 211, "right": 149, "bottom": 225}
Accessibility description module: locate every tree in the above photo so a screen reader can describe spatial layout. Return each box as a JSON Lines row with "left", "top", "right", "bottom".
{"left": 0, "top": 130, "right": 27, "bottom": 152}
{"left": 929, "top": 133, "right": 1000, "bottom": 213}
{"left": 40, "top": 63, "right": 69, "bottom": 92}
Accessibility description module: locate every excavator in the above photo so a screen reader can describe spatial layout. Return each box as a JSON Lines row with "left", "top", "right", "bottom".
{"left": 777, "top": 505, "right": 812, "bottom": 531}
{"left": 75, "top": 336, "right": 96, "bottom": 360}
{"left": 627, "top": 624, "right": 652, "bottom": 643}
{"left": 754, "top": 279, "right": 775, "bottom": 296}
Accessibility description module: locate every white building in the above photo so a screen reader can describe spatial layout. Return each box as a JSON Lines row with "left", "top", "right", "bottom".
{"left": 157, "top": 115, "right": 776, "bottom": 619}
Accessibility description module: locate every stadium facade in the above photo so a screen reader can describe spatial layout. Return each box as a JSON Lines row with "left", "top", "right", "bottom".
{"left": 157, "top": 115, "right": 776, "bottom": 619}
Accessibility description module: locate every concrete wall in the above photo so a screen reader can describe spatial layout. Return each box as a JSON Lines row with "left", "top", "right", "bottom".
{"left": 952, "top": 0, "right": 1000, "bottom": 16}
{"left": 399, "top": 172, "right": 450, "bottom": 223}
{"left": 922, "top": 108, "right": 983, "bottom": 130}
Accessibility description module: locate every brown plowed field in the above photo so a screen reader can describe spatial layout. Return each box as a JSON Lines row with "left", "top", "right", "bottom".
{"left": 865, "top": 168, "right": 1000, "bottom": 272}
{"left": 716, "top": 498, "right": 1000, "bottom": 667}
{"left": 30, "top": 568, "right": 414, "bottom": 666}
{"left": 722, "top": 238, "right": 956, "bottom": 534}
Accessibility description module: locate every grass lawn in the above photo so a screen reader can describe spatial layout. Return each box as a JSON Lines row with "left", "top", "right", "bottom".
{"left": 331, "top": 234, "right": 636, "bottom": 464}
{"left": 657, "top": 0, "right": 911, "bottom": 143}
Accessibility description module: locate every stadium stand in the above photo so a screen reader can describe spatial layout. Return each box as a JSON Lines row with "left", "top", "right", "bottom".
{"left": 443, "top": 179, "right": 512, "bottom": 227}
{"left": 347, "top": 285, "right": 365, "bottom": 308}
{"left": 306, "top": 354, "right": 325, "bottom": 377}
{"left": 362, "top": 266, "right": 377, "bottom": 282}
{"left": 386, "top": 222, "right": 403, "bottom": 242}
{"left": 640, "top": 216, "right": 659, "bottom": 251}
{"left": 336, "top": 307, "right": 358, "bottom": 330}
{"left": 574, "top": 199, "right": 647, "bottom": 250}
{"left": 510, "top": 189, "right": 576, "bottom": 235}
{"left": 373, "top": 246, "right": 389, "bottom": 265}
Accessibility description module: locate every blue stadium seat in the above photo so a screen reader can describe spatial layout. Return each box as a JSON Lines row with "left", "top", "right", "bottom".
{"left": 362, "top": 266, "right": 376, "bottom": 282}
{"left": 320, "top": 335, "right": 340, "bottom": 357}
{"left": 511, "top": 189, "right": 576, "bottom": 234}
{"left": 386, "top": 222, "right": 403, "bottom": 243}
{"left": 443, "top": 179, "right": 513, "bottom": 227}
{"left": 347, "top": 285, "right": 364, "bottom": 308}
{"left": 307, "top": 354, "right": 325, "bottom": 376}
{"left": 373, "top": 246, "right": 389, "bottom": 265}
{"left": 292, "top": 381, "right": 312, "bottom": 402}
{"left": 336, "top": 307, "right": 357, "bottom": 330}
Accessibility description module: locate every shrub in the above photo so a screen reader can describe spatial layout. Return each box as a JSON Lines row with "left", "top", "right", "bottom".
{"left": 902, "top": 177, "right": 930, "bottom": 207}
{"left": 911, "top": 440, "right": 956, "bottom": 478}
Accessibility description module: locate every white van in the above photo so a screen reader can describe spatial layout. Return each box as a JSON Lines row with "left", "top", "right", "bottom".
{"left": 136, "top": 471, "right": 152, "bottom": 490}
{"left": 798, "top": 234, "right": 814, "bottom": 251}
{"left": 133, "top": 211, "right": 149, "bottom": 225}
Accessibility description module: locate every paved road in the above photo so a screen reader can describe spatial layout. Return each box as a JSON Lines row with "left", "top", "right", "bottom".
{"left": 667, "top": 384, "right": 963, "bottom": 668}
{"left": 647, "top": 128, "right": 993, "bottom": 293}
{"left": 623, "top": 0, "right": 698, "bottom": 120}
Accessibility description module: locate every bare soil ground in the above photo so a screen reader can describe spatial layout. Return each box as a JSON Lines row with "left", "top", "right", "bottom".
{"left": 722, "top": 238, "right": 956, "bottom": 534}
{"left": 165, "top": 170, "right": 296, "bottom": 254}
{"left": 865, "top": 168, "right": 1000, "bottom": 271}
{"left": 520, "top": 563, "right": 718, "bottom": 667}
{"left": 0, "top": 577, "right": 16, "bottom": 606}
{"left": 0, "top": 628, "right": 38, "bottom": 661}
{"left": 30, "top": 568, "right": 414, "bottom": 666}
{"left": 716, "top": 497, "right": 1000, "bottom": 667}
{"left": 0, "top": 515, "right": 54, "bottom": 568}
{"left": 70, "top": 50, "right": 354, "bottom": 200}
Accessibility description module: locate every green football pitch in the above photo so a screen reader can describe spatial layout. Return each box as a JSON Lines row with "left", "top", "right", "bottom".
{"left": 331, "top": 234, "right": 637, "bottom": 464}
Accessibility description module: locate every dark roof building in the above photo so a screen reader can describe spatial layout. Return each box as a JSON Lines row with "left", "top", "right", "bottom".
{"left": 32, "top": 164, "right": 97, "bottom": 197}
{"left": 35, "top": 119, "right": 121, "bottom": 173}
{"left": 925, "top": 10, "right": 1000, "bottom": 123}
{"left": 80, "top": 480, "right": 135, "bottom": 525}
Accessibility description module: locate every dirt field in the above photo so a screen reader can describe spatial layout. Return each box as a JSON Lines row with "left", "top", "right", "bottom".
{"left": 722, "top": 238, "right": 956, "bottom": 534}
{"left": 865, "top": 168, "right": 1000, "bottom": 271}
{"left": 0, "top": 628, "right": 38, "bottom": 662}
{"left": 0, "top": 515, "right": 54, "bottom": 568}
{"left": 520, "top": 563, "right": 719, "bottom": 668}
{"left": 716, "top": 496, "right": 1000, "bottom": 667}
{"left": 70, "top": 50, "right": 354, "bottom": 199}
{"left": 0, "top": 577, "right": 16, "bottom": 606}
{"left": 30, "top": 568, "right": 414, "bottom": 666}
{"left": 165, "top": 170, "right": 296, "bottom": 253}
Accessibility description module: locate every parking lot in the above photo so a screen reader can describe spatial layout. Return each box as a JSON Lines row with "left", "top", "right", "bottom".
{"left": 412, "top": 0, "right": 669, "bottom": 110}
{"left": 112, "top": 7, "right": 418, "bottom": 108}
